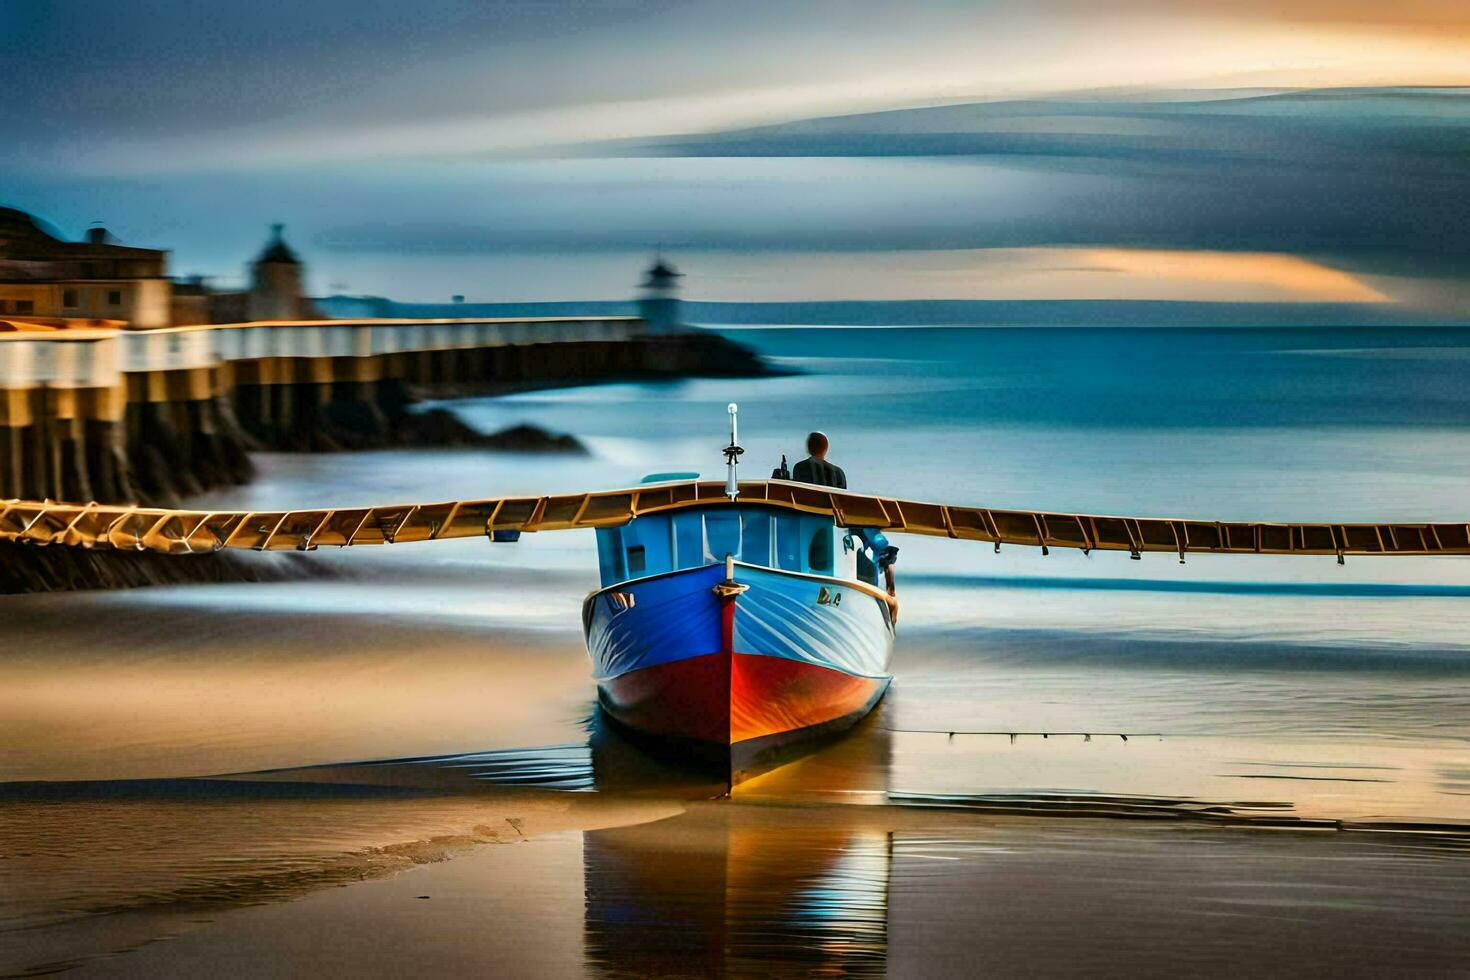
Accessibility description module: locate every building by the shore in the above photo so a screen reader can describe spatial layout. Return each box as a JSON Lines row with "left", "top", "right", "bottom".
{"left": 0, "top": 208, "right": 170, "bottom": 328}
{"left": 0, "top": 208, "right": 317, "bottom": 330}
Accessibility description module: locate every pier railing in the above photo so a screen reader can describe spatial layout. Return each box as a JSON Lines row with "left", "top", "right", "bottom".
{"left": 3, "top": 479, "right": 1466, "bottom": 561}
{"left": 0, "top": 316, "right": 646, "bottom": 388}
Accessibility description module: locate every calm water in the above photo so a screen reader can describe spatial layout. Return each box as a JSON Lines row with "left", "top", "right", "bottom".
{"left": 6, "top": 326, "right": 1470, "bottom": 974}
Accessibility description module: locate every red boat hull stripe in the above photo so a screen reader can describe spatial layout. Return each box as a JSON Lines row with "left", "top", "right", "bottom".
{"left": 597, "top": 651, "right": 886, "bottom": 747}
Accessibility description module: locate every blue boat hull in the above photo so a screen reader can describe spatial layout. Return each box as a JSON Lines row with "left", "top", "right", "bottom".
{"left": 583, "top": 562, "right": 894, "bottom": 773}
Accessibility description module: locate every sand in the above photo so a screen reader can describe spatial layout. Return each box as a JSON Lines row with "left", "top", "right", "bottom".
{"left": 7, "top": 787, "right": 1470, "bottom": 978}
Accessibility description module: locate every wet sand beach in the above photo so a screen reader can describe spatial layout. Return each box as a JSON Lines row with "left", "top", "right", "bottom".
{"left": 7, "top": 791, "right": 1470, "bottom": 978}
{"left": 5, "top": 558, "right": 1469, "bottom": 976}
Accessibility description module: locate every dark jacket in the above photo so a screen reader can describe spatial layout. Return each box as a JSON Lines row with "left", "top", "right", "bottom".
{"left": 792, "top": 456, "right": 847, "bottom": 489}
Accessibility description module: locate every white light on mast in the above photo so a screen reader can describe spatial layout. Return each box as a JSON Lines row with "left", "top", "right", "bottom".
{"left": 723, "top": 402, "right": 743, "bottom": 500}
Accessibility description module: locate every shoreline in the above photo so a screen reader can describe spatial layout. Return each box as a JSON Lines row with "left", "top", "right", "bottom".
{"left": 0, "top": 782, "right": 686, "bottom": 977}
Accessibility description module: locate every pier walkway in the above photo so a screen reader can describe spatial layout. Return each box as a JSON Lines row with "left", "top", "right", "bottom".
{"left": 4, "top": 479, "right": 1467, "bottom": 561}
{"left": 0, "top": 316, "right": 644, "bottom": 391}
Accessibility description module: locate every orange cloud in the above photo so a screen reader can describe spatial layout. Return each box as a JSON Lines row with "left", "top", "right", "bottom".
{"left": 1099, "top": 1, "right": 1470, "bottom": 33}
{"left": 691, "top": 248, "right": 1392, "bottom": 304}
{"left": 1080, "top": 249, "right": 1391, "bottom": 304}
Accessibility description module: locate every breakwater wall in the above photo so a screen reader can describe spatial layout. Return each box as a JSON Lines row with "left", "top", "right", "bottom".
{"left": 0, "top": 540, "right": 327, "bottom": 594}
{"left": 0, "top": 318, "right": 769, "bottom": 504}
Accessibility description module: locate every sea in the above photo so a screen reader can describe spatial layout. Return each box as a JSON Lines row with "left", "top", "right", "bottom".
{"left": 5, "top": 325, "right": 1470, "bottom": 975}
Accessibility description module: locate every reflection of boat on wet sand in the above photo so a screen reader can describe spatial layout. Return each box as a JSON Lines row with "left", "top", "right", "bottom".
{"left": 580, "top": 803, "right": 1470, "bottom": 980}
{"left": 583, "top": 807, "right": 891, "bottom": 978}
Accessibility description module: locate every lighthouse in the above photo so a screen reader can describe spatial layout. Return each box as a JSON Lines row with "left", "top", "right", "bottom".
{"left": 636, "top": 257, "right": 683, "bottom": 335}
{"left": 247, "top": 224, "right": 308, "bottom": 322}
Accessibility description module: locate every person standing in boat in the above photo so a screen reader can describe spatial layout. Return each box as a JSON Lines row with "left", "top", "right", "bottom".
{"left": 792, "top": 431, "right": 847, "bottom": 489}
{"left": 791, "top": 431, "right": 898, "bottom": 598}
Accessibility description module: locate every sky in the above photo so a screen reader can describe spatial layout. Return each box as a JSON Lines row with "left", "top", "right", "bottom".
{"left": 2, "top": 0, "right": 1468, "bottom": 313}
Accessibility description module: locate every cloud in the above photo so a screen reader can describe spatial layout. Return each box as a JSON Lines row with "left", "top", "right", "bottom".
{"left": 1, "top": 4, "right": 1465, "bottom": 310}
{"left": 1078, "top": 250, "right": 1388, "bottom": 303}
{"left": 3, "top": 1, "right": 1469, "bottom": 175}
{"left": 641, "top": 248, "right": 1391, "bottom": 303}
{"left": 1119, "top": 0, "right": 1470, "bottom": 32}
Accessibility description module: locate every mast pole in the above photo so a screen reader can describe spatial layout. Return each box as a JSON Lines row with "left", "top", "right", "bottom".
{"left": 724, "top": 402, "right": 743, "bottom": 500}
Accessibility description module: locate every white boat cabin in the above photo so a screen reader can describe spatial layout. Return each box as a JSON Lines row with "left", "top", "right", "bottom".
{"left": 596, "top": 505, "right": 888, "bottom": 589}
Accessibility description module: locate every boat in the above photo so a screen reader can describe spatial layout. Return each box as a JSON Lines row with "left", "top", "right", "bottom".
{"left": 583, "top": 405, "right": 897, "bottom": 782}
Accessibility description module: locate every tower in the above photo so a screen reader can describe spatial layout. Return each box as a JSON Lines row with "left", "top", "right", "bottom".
{"left": 247, "top": 223, "right": 306, "bottom": 321}
{"left": 636, "top": 257, "right": 683, "bottom": 334}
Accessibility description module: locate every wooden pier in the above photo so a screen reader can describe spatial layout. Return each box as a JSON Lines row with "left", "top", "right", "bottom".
{"left": 0, "top": 317, "right": 765, "bottom": 503}
{"left": 5, "top": 479, "right": 1468, "bottom": 561}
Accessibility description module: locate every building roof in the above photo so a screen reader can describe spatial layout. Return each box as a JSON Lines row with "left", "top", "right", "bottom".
{"left": 0, "top": 206, "right": 67, "bottom": 243}
{"left": 641, "top": 257, "right": 682, "bottom": 288}
{"left": 0, "top": 206, "right": 164, "bottom": 261}
{"left": 254, "top": 224, "right": 301, "bottom": 265}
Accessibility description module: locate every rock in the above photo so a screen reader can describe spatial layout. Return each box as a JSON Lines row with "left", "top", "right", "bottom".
{"left": 388, "top": 409, "right": 586, "bottom": 454}
{"left": 478, "top": 423, "right": 587, "bottom": 454}
{"left": 395, "top": 407, "right": 494, "bottom": 447}
{"left": 627, "top": 331, "right": 786, "bottom": 379}
{"left": 0, "top": 542, "right": 333, "bottom": 595}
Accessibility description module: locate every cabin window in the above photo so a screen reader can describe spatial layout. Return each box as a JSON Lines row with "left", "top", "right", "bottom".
{"left": 62, "top": 289, "right": 78, "bottom": 308}
{"left": 598, "top": 526, "right": 627, "bottom": 583}
{"left": 741, "top": 510, "right": 772, "bottom": 567}
{"left": 853, "top": 533, "right": 881, "bottom": 586}
{"left": 775, "top": 513, "right": 803, "bottom": 571}
{"left": 598, "top": 508, "right": 843, "bottom": 584}
{"left": 704, "top": 511, "right": 741, "bottom": 564}
{"left": 673, "top": 511, "right": 705, "bottom": 568}
{"left": 107, "top": 290, "right": 122, "bottom": 306}
{"left": 16, "top": 300, "right": 33, "bottom": 314}
{"left": 807, "top": 524, "right": 833, "bottom": 572}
